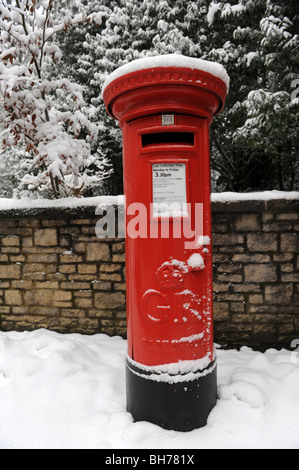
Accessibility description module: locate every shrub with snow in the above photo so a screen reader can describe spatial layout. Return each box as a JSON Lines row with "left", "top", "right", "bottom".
{"left": 0, "top": 0, "right": 112, "bottom": 199}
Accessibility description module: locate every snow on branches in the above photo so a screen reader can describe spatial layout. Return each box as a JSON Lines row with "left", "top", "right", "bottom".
{"left": 0, "top": 0, "right": 111, "bottom": 198}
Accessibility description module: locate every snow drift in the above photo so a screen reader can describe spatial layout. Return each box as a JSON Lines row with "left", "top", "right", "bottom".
{"left": 0, "top": 329, "right": 298, "bottom": 449}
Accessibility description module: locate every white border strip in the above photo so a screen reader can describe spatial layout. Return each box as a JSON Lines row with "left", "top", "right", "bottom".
{"left": 126, "top": 356, "right": 217, "bottom": 384}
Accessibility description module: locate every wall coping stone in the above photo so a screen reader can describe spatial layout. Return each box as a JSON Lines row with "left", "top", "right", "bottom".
{"left": 212, "top": 191, "right": 299, "bottom": 213}
{"left": 0, "top": 191, "right": 298, "bottom": 219}
{"left": 0, "top": 195, "right": 123, "bottom": 219}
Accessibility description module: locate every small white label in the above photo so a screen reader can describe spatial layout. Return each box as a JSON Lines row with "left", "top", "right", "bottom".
{"left": 152, "top": 163, "right": 187, "bottom": 218}
{"left": 161, "top": 114, "right": 175, "bottom": 126}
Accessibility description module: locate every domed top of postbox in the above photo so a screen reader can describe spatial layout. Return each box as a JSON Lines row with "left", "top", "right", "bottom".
{"left": 102, "top": 54, "right": 229, "bottom": 125}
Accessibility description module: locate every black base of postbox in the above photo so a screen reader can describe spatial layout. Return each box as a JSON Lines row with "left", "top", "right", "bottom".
{"left": 126, "top": 358, "right": 217, "bottom": 432}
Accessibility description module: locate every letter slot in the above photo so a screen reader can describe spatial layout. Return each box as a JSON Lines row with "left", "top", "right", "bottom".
{"left": 142, "top": 131, "right": 194, "bottom": 147}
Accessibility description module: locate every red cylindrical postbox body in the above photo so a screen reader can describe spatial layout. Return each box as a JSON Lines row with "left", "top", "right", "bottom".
{"left": 103, "top": 55, "right": 229, "bottom": 431}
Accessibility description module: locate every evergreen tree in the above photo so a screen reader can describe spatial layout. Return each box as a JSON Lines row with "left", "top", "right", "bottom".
{"left": 59, "top": 0, "right": 210, "bottom": 195}
{"left": 207, "top": 0, "right": 299, "bottom": 191}
{"left": 2, "top": 0, "right": 298, "bottom": 195}
{"left": 55, "top": 0, "right": 122, "bottom": 195}
{"left": 69, "top": 0, "right": 298, "bottom": 192}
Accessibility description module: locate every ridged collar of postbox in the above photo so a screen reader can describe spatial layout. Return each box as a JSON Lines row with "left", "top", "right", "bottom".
{"left": 102, "top": 54, "right": 229, "bottom": 123}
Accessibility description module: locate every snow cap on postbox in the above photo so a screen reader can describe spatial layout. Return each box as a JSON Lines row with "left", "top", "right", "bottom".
{"left": 102, "top": 54, "right": 229, "bottom": 124}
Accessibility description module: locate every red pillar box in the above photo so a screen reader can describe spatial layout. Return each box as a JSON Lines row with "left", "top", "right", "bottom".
{"left": 103, "top": 55, "right": 229, "bottom": 431}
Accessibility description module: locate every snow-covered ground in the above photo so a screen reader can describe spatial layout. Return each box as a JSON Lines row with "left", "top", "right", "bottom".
{"left": 0, "top": 328, "right": 298, "bottom": 449}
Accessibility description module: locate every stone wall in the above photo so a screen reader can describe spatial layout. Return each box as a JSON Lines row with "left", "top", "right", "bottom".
{"left": 0, "top": 194, "right": 298, "bottom": 350}
{"left": 0, "top": 202, "right": 127, "bottom": 337}
{"left": 212, "top": 196, "right": 299, "bottom": 350}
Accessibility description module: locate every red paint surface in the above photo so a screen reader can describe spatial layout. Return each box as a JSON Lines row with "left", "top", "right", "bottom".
{"left": 103, "top": 66, "right": 227, "bottom": 366}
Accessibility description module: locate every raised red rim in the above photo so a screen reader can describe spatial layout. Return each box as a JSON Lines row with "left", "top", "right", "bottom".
{"left": 103, "top": 66, "right": 228, "bottom": 120}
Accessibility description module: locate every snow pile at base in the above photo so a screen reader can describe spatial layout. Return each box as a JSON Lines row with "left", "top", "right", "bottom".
{"left": 102, "top": 54, "right": 230, "bottom": 93}
{"left": 0, "top": 329, "right": 298, "bottom": 449}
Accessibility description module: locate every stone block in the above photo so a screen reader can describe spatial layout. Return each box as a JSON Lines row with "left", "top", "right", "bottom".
{"left": 230, "top": 302, "right": 246, "bottom": 313}
{"left": 23, "top": 272, "right": 46, "bottom": 281}
{"left": 99, "top": 273, "right": 122, "bottom": 282}
{"left": 235, "top": 214, "right": 260, "bottom": 231}
{"left": 1, "top": 236, "right": 20, "bottom": 246}
{"left": 99, "top": 263, "right": 122, "bottom": 273}
{"left": 78, "top": 264, "right": 97, "bottom": 274}
{"left": 12, "top": 306, "right": 29, "bottom": 314}
{"left": 35, "top": 281, "right": 59, "bottom": 289}
{"left": 2, "top": 247, "right": 20, "bottom": 254}
{"left": 95, "top": 292, "right": 126, "bottom": 310}
{"left": 34, "top": 229, "right": 57, "bottom": 246}
{"left": 23, "top": 263, "right": 56, "bottom": 274}
{"left": 114, "top": 283, "right": 126, "bottom": 291}
{"left": 248, "top": 294, "right": 264, "bottom": 304}
{"left": 54, "top": 291, "right": 72, "bottom": 302}
{"left": 59, "top": 265, "right": 76, "bottom": 274}
{"left": 92, "top": 280, "right": 112, "bottom": 291}
{"left": 213, "top": 234, "right": 244, "bottom": 245}
{"left": 262, "top": 212, "right": 274, "bottom": 222}
{"left": 276, "top": 213, "right": 298, "bottom": 221}
{"left": 0, "top": 265, "right": 21, "bottom": 279}
{"left": 60, "top": 282, "right": 90, "bottom": 290}
{"left": 24, "top": 290, "right": 54, "bottom": 306}
{"left": 217, "top": 273, "right": 243, "bottom": 283}
{"left": 263, "top": 222, "right": 292, "bottom": 232}
{"left": 10, "top": 255, "right": 25, "bottom": 263}
{"left": 75, "top": 297, "right": 93, "bottom": 309}
{"left": 244, "top": 264, "right": 277, "bottom": 282}
{"left": 213, "top": 302, "right": 230, "bottom": 321}
{"left": 5, "top": 290, "right": 22, "bottom": 306}
{"left": 86, "top": 243, "right": 110, "bottom": 262}
{"left": 247, "top": 233, "right": 277, "bottom": 252}
{"left": 233, "top": 254, "right": 271, "bottom": 263}
{"left": 11, "top": 280, "right": 33, "bottom": 290}
{"left": 281, "top": 272, "right": 299, "bottom": 282}
{"left": 281, "top": 234, "right": 298, "bottom": 253}
{"left": 60, "top": 253, "right": 83, "bottom": 263}
{"left": 217, "top": 263, "right": 242, "bottom": 274}
{"left": 27, "top": 254, "right": 57, "bottom": 263}
{"left": 112, "top": 254, "right": 126, "bottom": 263}
{"left": 112, "top": 242, "right": 125, "bottom": 253}
{"left": 68, "top": 274, "right": 96, "bottom": 281}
